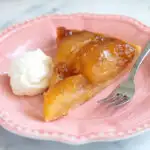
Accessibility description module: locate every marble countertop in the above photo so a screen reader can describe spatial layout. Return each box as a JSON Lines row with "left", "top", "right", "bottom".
{"left": 0, "top": 0, "right": 150, "bottom": 150}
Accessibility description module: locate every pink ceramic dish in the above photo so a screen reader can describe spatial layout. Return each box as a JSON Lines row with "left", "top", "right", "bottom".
{"left": 0, "top": 14, "right": 150, "bottom": 145}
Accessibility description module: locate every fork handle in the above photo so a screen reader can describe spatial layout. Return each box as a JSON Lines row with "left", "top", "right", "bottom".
{"left": 129, "top": 41, "right": 150, "bottom": 79}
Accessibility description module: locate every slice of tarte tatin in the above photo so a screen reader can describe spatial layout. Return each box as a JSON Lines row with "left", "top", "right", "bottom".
{"left": 44, "top": 27, "right": 141, "bottom": 121}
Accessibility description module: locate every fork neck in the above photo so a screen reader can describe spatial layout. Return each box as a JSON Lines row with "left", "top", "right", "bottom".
{"left": 129, "top": 42, "right": 150, "bottom": 80}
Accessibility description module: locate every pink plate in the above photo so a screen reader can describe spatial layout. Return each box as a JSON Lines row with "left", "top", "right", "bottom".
{"left": 0, "top": 14, "right": 150, "bottom": 145}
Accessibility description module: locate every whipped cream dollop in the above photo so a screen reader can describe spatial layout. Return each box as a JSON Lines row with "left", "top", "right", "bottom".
{"left": 9, "top": 49, "right": 53, "bottom": 96}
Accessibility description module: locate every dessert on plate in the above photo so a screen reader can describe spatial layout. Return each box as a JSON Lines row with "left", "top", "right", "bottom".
{"left": 43, "top": 27, "right": 141, "bottom": 121}
{"left": 8, "top": 26, "right": 141, "bottom": 122}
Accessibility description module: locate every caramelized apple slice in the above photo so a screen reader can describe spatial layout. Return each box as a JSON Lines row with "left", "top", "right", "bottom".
{"left": 44, "top": 74, "right": 113, "bottom": 121}
{"left": 49, "top": 30, "right": 98, "bottom": 86}
{"left": 44, "top": 73, "right": 120, "bottom": 121}
{"left": 54, "top": 30, "right": 96, "bottom": 64}
{"left": 44, "top": 74, "right": 89, "bottom": 121}
{"left": 73, "top": 39, "right": 138, "bottom": 84}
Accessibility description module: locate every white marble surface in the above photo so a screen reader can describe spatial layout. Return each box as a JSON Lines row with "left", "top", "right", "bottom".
{"left": 0, "top": 0, "right": 150, "bottom": 150}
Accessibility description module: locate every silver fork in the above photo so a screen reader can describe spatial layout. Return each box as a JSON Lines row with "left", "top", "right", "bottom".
{"left": 100, "top": 41, "right": 150, "bottom": 107}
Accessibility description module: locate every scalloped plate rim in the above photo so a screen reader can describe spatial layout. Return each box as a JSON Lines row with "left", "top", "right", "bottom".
{"left": 1, "top": 121, "right": 150, "bottom": 145}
